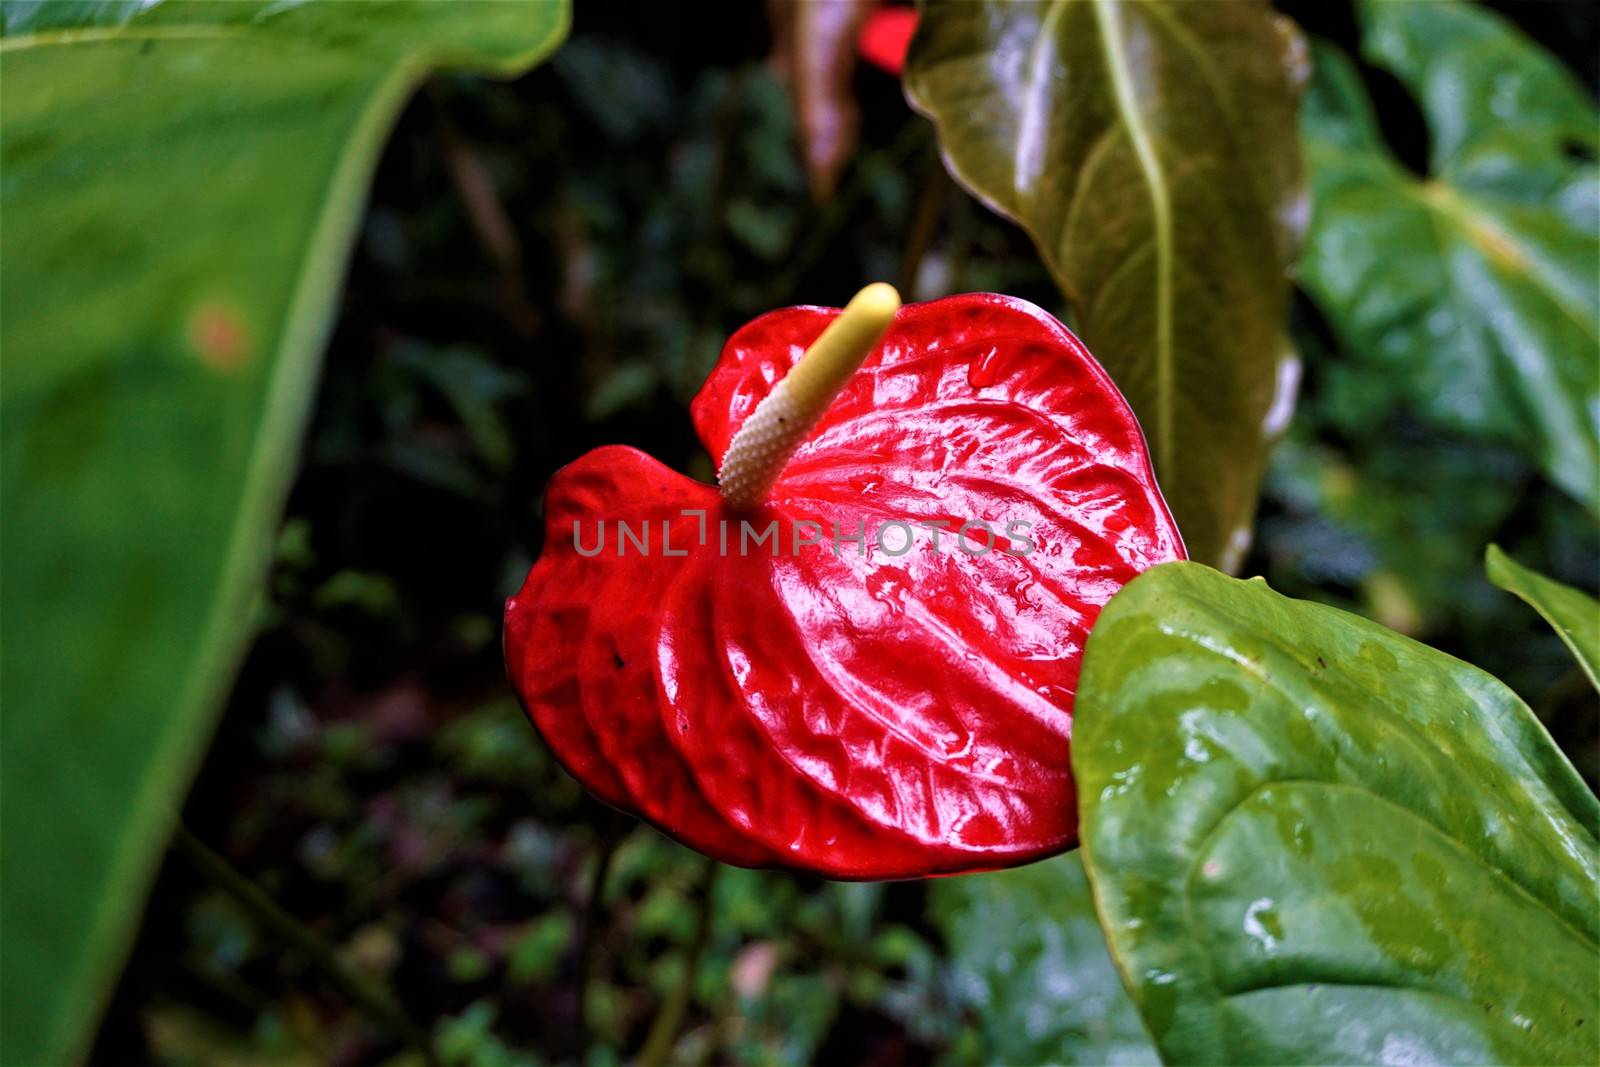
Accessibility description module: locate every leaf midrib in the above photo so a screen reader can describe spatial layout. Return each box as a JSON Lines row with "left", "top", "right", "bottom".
{"left": 1308, "top": 128, "right": 1599, "bottom": 350}
{"left": 1415, "top": 180, "right": 1600, "bottom": 348}
{"left": 1090, "top": 0, "right": 1175, "bottom": 480}
{"left": 0, "top": 25, "right": 248, "bottom": 52}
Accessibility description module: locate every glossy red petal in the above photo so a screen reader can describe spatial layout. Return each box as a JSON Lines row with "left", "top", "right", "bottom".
{"left": 506, "top": 446, "right": 772, "bottom": 866}
{"left": 657, "top": 552, "right": 937, "bottom": 877}
{"left": 507, "top": 295, "right": 1184, "bottom": 878}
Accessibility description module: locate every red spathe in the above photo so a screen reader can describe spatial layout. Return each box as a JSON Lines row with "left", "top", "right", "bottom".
{"left": 858, "top": 6, "right": 918, "bottom": 76}
{"left": 505, "top": 294, "right": 1184, "bottom": 878}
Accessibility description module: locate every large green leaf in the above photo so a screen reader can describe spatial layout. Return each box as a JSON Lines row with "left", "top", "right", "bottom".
{"left": 0, "top": 3, "right": 567, "bottom": 1062}
{"left": 1487, "top": 544, "right": 1600, "bottom": 692}
{"left": 1074, "top": 561, "right": 1599, "bottom": 1064}
{"left": 1300, "top": 1, "right": 1599, "bottom": 512}
{"left": 930, "top": 851, "right": 1156, "bottom": 1065}
{"left": 904, "top": 0, "right": 1307, "bottom": 569}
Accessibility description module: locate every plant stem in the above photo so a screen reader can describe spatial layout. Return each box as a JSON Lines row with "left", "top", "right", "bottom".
{"left": 636, "top": 855, "right": 719, "bottom": 1067}
{"left": 897, "top": 143, "right": 951, "bottom": 298}
{"left": 428, "top": 86, "right": 541, "bottom": 339}
{"left": 171, "top": 824, "right": 441, "bottom": 1067}
{"left": 575, "top": 811, "right": 629, "bottom": 1051}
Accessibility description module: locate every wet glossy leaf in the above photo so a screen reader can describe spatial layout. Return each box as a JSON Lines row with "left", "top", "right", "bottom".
{"left": 1487, "top": 544, "right": 1600, "bottom": 692}
{"left": 930, "top": 852, "right": 1156, "bottom": 1066}
{"left": 0, "top": 3, "right": 568, "bottom": 1062}
{"left": 904, "top": 0, "right": 1307, "bottom": 569}
{"left": 1075, "top": 561, "right": 1599, "bottom": 1064}
{"left": 1300, "top": 0, "right": 1600, "bottom": 512}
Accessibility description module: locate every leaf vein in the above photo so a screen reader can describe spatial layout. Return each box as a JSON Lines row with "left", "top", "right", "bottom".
{"left": 1092, "top": 0, "right": 1174, "bottom": 480}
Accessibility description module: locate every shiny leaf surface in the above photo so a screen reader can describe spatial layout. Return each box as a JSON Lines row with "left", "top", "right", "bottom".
{"left": 0, "top": 3, "right": 568, "bottom": 1062}
{"left": 505, "top": 294, "right": 1185, "bottom": 878}
{"left": 904, "top": 0, "right": 1307, "bottom": 569}
{"left": 1487, "top": 544, "right": 1600, "bottom": 693}
{"left": 1300, "top": 0, "right": 1600, "bottom": 511}
{"left": 930, "top": 852, "right": 1157, "bottom": 1065}
{"left": 1074, "top": 562, "right": 1599, "bottom": 1064}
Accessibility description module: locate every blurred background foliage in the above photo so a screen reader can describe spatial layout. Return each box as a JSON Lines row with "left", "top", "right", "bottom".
{"left": 11, "top": 0, "right": 1593, "bottom": 1063}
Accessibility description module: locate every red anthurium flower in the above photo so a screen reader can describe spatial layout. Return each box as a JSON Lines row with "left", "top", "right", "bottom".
{"left": 857, "top": 5, "right": 918, "bottom": 77}
{"left": 505, "top": 286, "right": 1184, "bottom": 878}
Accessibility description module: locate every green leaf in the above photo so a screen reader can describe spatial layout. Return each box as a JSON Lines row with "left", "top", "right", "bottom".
{"left": 930, "top": 852, "right": 1157, "bottom": 1066}
{"left": 904, "top": 0, "right": 1307, "bottom": 569}
{"left": 1074, "top": 561, "right": 1599, "bottom": 1064}
{"left": 0, "top": 3, "right": 568, "bottom": 1062}
{"left": 1299, "top": 1, "right": 1600, "bottom": 512}
{"left": 1487, "top": 544, "right": 1600, "bottom": 692}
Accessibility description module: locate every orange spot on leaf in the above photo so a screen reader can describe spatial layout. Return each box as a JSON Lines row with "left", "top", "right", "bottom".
{"left": 187, "top": 301, "right": 252, "bottom": 372}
